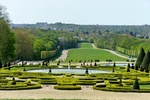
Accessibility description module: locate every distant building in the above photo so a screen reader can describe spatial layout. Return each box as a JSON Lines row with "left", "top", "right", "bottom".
{"left": 36, "top": 22, "right": 50, "bottom": 29}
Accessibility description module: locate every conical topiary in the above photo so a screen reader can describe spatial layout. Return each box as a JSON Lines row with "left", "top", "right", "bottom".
{"left": 113, "top": 62, "right": 116, "bottom": 67}
{"left": 94, "top": 62, "right": 97, "bottom": 66}
{"left": 135, "top": 48, "right": 145, "bottom": 68}
{"left": 49, "top": 68, "right": 51, "bottom": 73}
{"left": 85, "top": 68, "right": 89, "bottom": 74}
{"left": 127, "top": 66, "right": 130, "bottom": 72}
{"left": 141, "top": 51, "right": 150, "bottom": 73}
{"left": 133, "top": 77, "right": 140, "bottom": 89}
{"left": 127, "top": 63, "right": 130, "bottom": 68}
{"left": 112, "top": 67, "right": 115, "bottom": 73}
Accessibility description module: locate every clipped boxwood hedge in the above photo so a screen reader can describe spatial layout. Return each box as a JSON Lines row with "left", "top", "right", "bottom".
{"left": 54, "top": 85, "right": 81, "bottom": 90}
{"left": 93, "top": 86, "right": 150, "bottom": 93}
{"left": 0, "top": 84, "right": 41, "bottom": 90}
{"left": 39, "top": 80, "right": 57, "bottom": 85}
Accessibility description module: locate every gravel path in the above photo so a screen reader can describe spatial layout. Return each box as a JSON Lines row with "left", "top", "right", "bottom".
{"left": 56, "top": 50, "right": 68, "bottom": 61}
{"left": 91, "top": 43, "right": 130, "bottom": 59}
{"left": 0, "top": 86, "right": 149, "bottom": 100}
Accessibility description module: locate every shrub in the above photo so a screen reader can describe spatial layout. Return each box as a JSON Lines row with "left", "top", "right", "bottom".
{"left": 39, "top": 80, "right": 57, "bottom": 84}
{"left": 54, "top": 85, "right": 81, "bottom": 90}
{"left": 141, "top": 51, "right": 150, "bottom": 72}
{"left": 133, "top": 78, "right": 140, "bottom": 89}
{"left": 85, "top": 68, "right": 89, "bottom": 74}
{"left": 94, "top": 62, "right": 97, "bottom": 66}
{"left": 135, "top": 48, "right": 145, "bottom": 68}
{"left": 7, "top": 81, "right": 16, "bottom": 85}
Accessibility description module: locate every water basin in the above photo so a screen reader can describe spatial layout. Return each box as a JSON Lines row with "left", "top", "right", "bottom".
{"left": 27, "top": 68, "right": 110, "bottom": 74}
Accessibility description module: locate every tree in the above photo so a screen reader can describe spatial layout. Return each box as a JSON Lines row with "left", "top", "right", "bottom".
{"left": 133, "top": 77, "right": 140, "bottom": 89}
{"left": 0, "top": 19, "right": 15, "bottom": 62}
{"left": 141, "top": 51, "right": 150, "bottom": 73}
{"left": 33, "top": 39, "right": 45, "bottom": 60}
{"left": 135, "top": 48, "right": 145, "bottom": 68}
{"left": 135, "top": 65, "right": 138, "bottom": 70}
{"left": 0, "top": 5, "right": 10, "bottom": 22}
{"left": 14, "top": 29, "right": 34, "bottom": 61}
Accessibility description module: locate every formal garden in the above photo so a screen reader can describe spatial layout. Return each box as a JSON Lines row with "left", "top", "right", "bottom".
{"left": 0, "top": 43, "right": 150, "bottom": 93}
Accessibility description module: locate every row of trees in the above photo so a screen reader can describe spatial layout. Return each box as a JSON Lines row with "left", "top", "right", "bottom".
{"left": 12, "top": 28, "right": 78, "bottom": 61}
{"left": 93, "top": 33, "right": 150, "bottom": 56}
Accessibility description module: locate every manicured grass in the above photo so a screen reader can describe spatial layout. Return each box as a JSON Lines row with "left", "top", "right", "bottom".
{"left": 66, "top": 48, "right": 127, "bottom": 61}
{"left": 79, "top": 43, "right": 93, "bottom": 48}
{"left": 140, "top": 85, "right": 150, "bottom": 89}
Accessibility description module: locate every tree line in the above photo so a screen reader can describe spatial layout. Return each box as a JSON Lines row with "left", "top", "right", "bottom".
{"left": 0, "top": 5, "right": 78, "bottom": 66}
{"left": 92, "top": 32, "right": 150, "bottom": 57}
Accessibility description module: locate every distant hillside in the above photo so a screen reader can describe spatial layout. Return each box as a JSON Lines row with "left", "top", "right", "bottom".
{"left": 11, "top": 22, "right": 150, "bottom": 37}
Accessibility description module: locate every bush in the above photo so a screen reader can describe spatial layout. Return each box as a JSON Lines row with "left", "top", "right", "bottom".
{"left": 0, "top": 84, "right": 41, "bottom": 90}
{"left": 7, "top": 81, "right": 16, "bottom": 85}
{"left": 54, "top": 85, "right": 81, "bottom": 90}
{"left": 133, "top": 78, "right": 140, "bottom": 89}
{"left": 39, "top": 79, "right": 57, "bottom": 85}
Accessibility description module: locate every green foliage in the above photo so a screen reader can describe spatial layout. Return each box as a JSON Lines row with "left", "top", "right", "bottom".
{"left": 133, "top": 78, "right": 140, "bottom": 89}
{"left": 0, "top": 19, "right": 15, "bottom": 62}
{"left": 41, "top": 46, "right": 60, "bottom": 59}
{"left": 141, "top": 51, "right": 150, "bottom": 72}
{"left": 80, "top": 43, "right": 93, "bottom": 48}
{"left": 54, "top": 85, "right": 81, "bottom": 90}
{"left": 94, "top": 33, "right": 150, "bottom": 58}
{"left": 0, "top": 59, "right": 2, "bottom": 68}
{"left": 135, "top": 48, "right": 145, "bottom": 68}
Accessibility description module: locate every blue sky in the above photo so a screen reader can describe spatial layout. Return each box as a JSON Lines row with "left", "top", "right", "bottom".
{"left": 0, "top": 0, "right": 150, "bottom": 25}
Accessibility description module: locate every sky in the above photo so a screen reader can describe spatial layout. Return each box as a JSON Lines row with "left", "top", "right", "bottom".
{"left": 0, "top": 0, "right": 150, "bottom": 25}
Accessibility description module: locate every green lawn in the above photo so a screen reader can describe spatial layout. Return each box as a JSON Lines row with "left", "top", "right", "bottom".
{"left": 66, "top": 48, "right": 126, "bottom": 61}
{"left": 79, "top": 43, "right": 93, "bottom": 48}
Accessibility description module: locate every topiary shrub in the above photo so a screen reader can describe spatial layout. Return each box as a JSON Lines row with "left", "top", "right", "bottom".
{"left": 127, "top": 63, "right": 130, "bottom": 68}
{"left": 3, "top": 62, "right": 7, "bottom": 67}
{"left": 54, "top": 85, "right": 81, "bottom": 90}
{"left": 8, "top": 62, "right": 11, "bottom": 66}
{"left": 133, "top": 77, "right": 140, "bottom": 89}
{"left": 85, "top": 68, "right": 89, "bottom": 74}
{"left": 94, "top": 62, "right": 97, "bottom": 66}
{"left": 135, "top": 48, "right": 145, "bottom": 68}
{"left": 127, "top": 66, "right": 130, "bottom": 72}
{"left": 141, "top": 51, "right": 150, "bottom": 73}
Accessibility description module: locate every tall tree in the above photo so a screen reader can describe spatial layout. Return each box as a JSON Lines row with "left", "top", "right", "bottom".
{"left": 135, "top": 48, "right": 145, "bottom": 68}
{"left": 0, "top": 19, "right": 15, "bottom": 62}
{"left": 14, "top": 29, "right": 34, "bottom": 60}
{"left": 141, "top": 51, "right": 150, "bottom": 72}
{"left": 0, "top": 5, "right": 10, "bottom": 22}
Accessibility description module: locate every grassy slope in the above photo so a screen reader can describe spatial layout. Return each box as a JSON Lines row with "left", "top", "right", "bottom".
{"left": 66, "top": 43, "right": 126, "bottom": 61}
{"left": 79, "top": 43, "right": 93, "bottom": 48}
